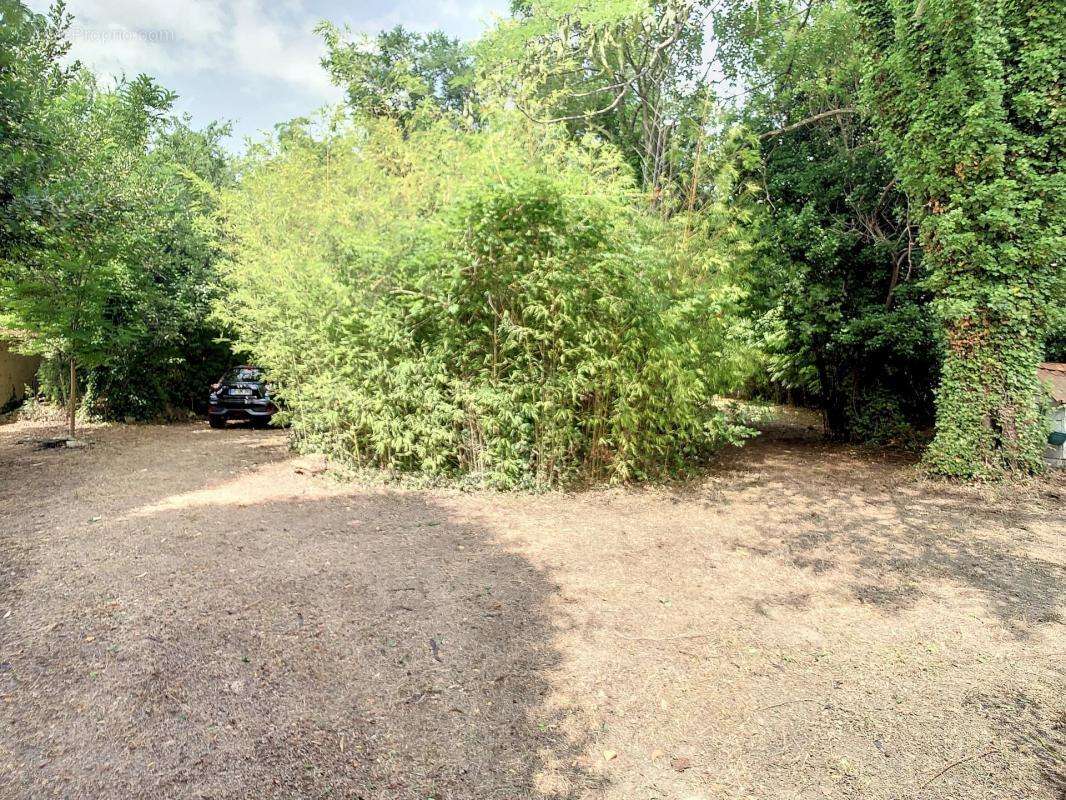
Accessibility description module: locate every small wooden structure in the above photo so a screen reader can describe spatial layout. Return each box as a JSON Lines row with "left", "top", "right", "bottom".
{"left": 1038, "top": 362, "right": 1066, "bottom": 468}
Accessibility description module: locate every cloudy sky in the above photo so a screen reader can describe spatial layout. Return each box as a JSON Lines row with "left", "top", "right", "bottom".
{"left": 26, "top": 0, "right": 508, "bottom": 148}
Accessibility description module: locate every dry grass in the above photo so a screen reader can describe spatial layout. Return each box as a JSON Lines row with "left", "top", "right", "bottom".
{"left": 0, "top": 412, "right": 1062, "bottom": 799}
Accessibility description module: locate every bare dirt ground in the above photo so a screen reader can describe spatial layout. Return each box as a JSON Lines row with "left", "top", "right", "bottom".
{"left": 0, "top": 412, "right": 1063, "bottom": 800}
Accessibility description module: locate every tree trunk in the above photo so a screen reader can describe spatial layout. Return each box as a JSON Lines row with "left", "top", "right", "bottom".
{"left": 924, "top": 316, "right": 1046, "bottom": 478}
{"left": 814, "top": 350, "right": 850, "bottom": 441}
{"left": 68, "top": 357, "right": 76, "bottom": 440}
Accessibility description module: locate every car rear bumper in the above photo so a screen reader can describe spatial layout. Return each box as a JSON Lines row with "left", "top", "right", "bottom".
{"left": 208, "top": 403, "right": 276, "bottom": 420}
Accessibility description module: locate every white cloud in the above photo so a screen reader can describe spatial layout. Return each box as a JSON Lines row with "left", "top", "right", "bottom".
{"left": 72, "top": 0, "right": 227, "bottom": 39}
{"left": 29, "top": 0, "right": 341, "bottom": 101}
{"left": 326, "top": 0, "right": 500, "bottom": 39}
{"left": 229, "top": 0, "right": 337, "bottom": 98}
{"left": 63, "top": 24, "right": 180, "bottom": 77}
{"left": 22, "top": 0, "right": 506, "bottom": 145}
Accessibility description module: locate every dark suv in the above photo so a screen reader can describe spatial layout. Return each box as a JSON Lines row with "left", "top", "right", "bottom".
{"left": 208, "top": 366, "right": 277, "bottom": 428}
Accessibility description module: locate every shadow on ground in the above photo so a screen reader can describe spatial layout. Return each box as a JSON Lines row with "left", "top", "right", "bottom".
{"left": 706, "top": 425, "right": 1064, "bottom": 637}
{"left": 0, "top": 424, "right": 601, "bottom": 799}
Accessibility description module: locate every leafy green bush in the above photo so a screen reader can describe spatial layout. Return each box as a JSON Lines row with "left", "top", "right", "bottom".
{"left": 716, "top": 0, "right": 939, "bottom": 445}
{"left": 81, "top": 118, "right": 235, "bottom": 421}
{"left": 219, "top": 113, "right": 756, "bottom": 487}
{"left": 746, "top": 193, "right": 938, "bottom": 444}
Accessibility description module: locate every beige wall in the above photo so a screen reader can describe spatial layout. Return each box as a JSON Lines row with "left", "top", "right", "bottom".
{"left": 0, "top": 341, "right": 40, "bottom": 409}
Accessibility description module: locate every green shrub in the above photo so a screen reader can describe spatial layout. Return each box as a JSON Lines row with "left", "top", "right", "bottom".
{"left": 218, "top": 113, "right": 757, "bottom": 487}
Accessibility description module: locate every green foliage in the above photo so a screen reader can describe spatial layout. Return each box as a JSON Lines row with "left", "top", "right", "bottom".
{"left": 1046, "top": 327, "right": 1066, "bottom": 364}
{"left": 7, "top": 0, "right": 1059, "bottom": 489}
{"left": 0, "top": 0, "right": 72, "bottom": 253}
{"left": 748, "top": 196, "right": 938, "bottom": 442}
{"left": 0, "top": 2, "right": 235, "bottom": 426}
{"left": 856, "top": 0, "right": 1065, "bottom": 477}
{"left": 83, "top": 117, "right": 235, "bottom": 420}
{"left": 219, "top": 112, "right": 756, "bottom": 487}
{"left": 478, "top": 0, "right": 715, "bottom": 198}
{"left": 718, "top": 1, "right": 938, "bottom": 442}
{"left": 318, "top": 23, "right": 475, "bottom": 122}
{"left": 0, "top": 71, "right": 174, "bottom": 375}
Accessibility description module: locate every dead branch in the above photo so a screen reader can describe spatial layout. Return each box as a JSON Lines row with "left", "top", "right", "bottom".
{"left": 918, "top": 747, "right": 997, "bottom": 791}
{"left": 756, "top": 697, "right": 822, "bottom": 711}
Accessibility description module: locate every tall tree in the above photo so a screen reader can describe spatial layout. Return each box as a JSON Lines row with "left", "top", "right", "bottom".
{"left": 0, "top": 70, "right": 178, "bottom": 438}
{"left": 317, "top": 23, "right": 475, "bottom": 123}
{"left": 82, "top": 116, "right": 235, "bottom": 421}
{"left": 0, "top": 0, "right": 73, "bottom": 259}
{"left": 855, "top": 0, "right": 1065, "bottom": 476}
{"left": 479, "top": 0, "right": 714, "bottom": 200}
{"left": 717, "top": 0, "right": 937, "bottom": 442}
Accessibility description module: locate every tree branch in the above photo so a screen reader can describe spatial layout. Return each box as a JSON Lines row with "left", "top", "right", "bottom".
{"left": 759, "top": 107, "right": 859, "bottom": 139}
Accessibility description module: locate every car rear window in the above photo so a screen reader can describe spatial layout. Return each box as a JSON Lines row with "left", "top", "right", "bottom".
{"left": 225, "top": 368, "right": 262, "bottom": 383}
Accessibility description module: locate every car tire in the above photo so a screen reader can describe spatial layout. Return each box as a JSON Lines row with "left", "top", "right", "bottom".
{"left": 209, "top": 416, "right": 226, "bottom": 429}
